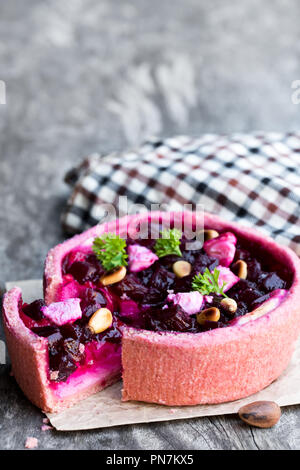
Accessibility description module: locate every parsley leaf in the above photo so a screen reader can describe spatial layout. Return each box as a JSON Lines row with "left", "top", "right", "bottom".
{"left": 154, "top": 228, "right": 182, "bottom": 258}
{"left": 92, "top": 233, "right": 128, "bottom": 271}
{"left": 192, "top": 268, "right": 228, "bottom": 297}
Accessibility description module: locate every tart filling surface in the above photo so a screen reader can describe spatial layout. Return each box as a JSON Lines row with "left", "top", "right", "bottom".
{"left": 19, "top": 222, "right": 291, "bottom": 383}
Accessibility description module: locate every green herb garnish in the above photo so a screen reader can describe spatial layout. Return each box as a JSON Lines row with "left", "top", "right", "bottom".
{"left": 192, "top": 268, "right": 228, "bottom": 297}
{"left": 154, "top": 228, "right": 182, "bottom": 258}
{"left": 92, "top": 233, "right": 128, "bottom": 271}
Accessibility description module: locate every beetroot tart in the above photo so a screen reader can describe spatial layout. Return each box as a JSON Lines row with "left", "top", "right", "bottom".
{"left": 3, "top": 211, "right": 300, "bottom": 412}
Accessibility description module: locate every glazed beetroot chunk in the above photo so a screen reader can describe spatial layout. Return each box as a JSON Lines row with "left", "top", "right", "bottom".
{"left": 66, "top": 254, "right": 105, "bottom": 284}
{"left": 79, "top": 288, "right": 107, "bottom": 319}
{"left": 259, "top": 272, "right": 286, "bottom": 292}
{"left": 113, "top": 274, "right": 148, "bottom": 302}
{"left": 23, "top": 299, "right": 45, "bottom": 321}
{"left": 31, "top": 326, "right": 77, "bottom": 382}
{"left": 143, "top": 305, "right": 198, "bottom": 333}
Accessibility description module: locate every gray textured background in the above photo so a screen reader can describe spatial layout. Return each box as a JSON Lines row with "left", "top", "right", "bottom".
{"left": 1, "top": 0, "right": 300, "bottom": 450}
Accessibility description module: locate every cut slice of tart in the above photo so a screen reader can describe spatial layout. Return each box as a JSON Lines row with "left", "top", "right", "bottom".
{"left": 3, "top": 211, "right": 300, "bottom": 411}
{"left": 2, "top": 288, "right": 122, "bottom": 412}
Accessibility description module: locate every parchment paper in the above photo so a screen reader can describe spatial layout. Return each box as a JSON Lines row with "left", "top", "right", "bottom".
{"left": 5, "top": 280, "right": 300, "bottom": 431}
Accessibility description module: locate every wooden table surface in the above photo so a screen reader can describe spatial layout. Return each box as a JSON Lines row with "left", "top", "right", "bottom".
{"left": 1, "top": 0, "right": 300, "bottom": 450}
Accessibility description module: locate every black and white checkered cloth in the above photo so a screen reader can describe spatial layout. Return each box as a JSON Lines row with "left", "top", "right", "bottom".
{"left": 62, "top": 132, "right": 300, "bottom": 255}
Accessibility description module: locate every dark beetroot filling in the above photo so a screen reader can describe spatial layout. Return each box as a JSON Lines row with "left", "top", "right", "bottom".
{"left": 21, "top": 227, "right": 291, "bottom": 383}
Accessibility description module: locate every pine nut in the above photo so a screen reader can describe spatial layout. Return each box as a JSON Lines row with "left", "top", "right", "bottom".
{"left": 100, "top": 266, "right": 127, "bottom": 286}
{"left": 197, "top": 307, "right": 220, "bottom": 325}
{"left": 172, "top": 260, "right": 192, "bottom": 278}
{"left": 233, "top": 259, "right": 247, "bottom": 279}
{"left": 88, "top": 308, "right": 113, "bottom": 334}
{"left": 205, "top": 229, "right": 219, "bottom": 240}
{"left": 238, "top": 401, "right": 281, "bottom": 428}
{"left": 198, "top": 229, "right": 219, "bottom": 241}
{"left": 220, "top": 297, "right": 237, "bottom": 314}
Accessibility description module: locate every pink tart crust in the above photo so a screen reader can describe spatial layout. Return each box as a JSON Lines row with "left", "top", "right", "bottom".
{"left": 3, "top": 211, "right": 300, "bottom": 410}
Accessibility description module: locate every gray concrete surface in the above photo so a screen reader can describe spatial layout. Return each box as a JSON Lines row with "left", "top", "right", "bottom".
{"left": 0, "top": 0, "right": 300, "bottom": 450}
